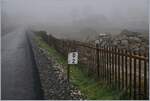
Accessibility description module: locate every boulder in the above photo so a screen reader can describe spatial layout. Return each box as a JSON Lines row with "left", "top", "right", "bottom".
{"left": 121, "top": 39, "right": 128, "bottom": 45}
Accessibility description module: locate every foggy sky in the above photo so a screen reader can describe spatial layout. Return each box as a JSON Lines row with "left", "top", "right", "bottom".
{"left": 1, "top": 0, "right": 149, "bottom": 35}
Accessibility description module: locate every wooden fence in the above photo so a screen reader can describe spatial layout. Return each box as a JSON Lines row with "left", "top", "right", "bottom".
{"left": 40, "top": 32, "right": 149, "bottom": 100}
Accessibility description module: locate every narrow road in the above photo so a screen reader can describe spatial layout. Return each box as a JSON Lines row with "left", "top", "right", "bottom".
{"left": 1, "top": 29, "right": 43, "bottom": 100}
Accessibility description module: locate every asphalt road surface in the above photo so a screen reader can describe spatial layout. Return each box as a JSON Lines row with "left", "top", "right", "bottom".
{"left": 1, "top": 29, "right": 43, "bottom": 100}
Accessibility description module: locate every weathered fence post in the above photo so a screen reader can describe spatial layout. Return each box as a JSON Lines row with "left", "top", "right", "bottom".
{"left": 125, "top": 50, "right": 128, "bottom": 89}
{"left": 138, "top": 51, "right": 141, "bottom": 99}
{"left": 118, "top": 49, "right": 121, "bottom": 89}
{"left": 96, "top": 43, "right": 100, "bottom": 78}
{"left": 106, "top": 46, "right": 108, "bottom": 83}
{"left": 99, "top": 46, "right": 102, "bottom": 80}
{"left": 102, "top": 46, "right": 104, "bottom": 80}
{"left": 144, "top": 53, "right": 148, "bottom": 99}
{"left": 129, "top": 50, "right": 132, "bottom": 99}
{"left": 112, "top": 47, "right": 114, "bottom": 85}
{"left": 109, "top": 47, "right": 112, "bottom": 85}
{"left": 121, "top": 49, "right": 125, "bottom": 89}
{"left": 133, "top": 51, "right": 137, "bottom": 99}
{"left": 114, "top": 47, "right": 117, "bottom": 87}
{"left": 107, "top": 46, "right": 109, "bottom": 84}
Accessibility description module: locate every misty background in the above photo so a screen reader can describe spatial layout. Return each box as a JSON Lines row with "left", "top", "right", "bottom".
{"left": 1, "top": 0, "right": 149, "bottom": 41}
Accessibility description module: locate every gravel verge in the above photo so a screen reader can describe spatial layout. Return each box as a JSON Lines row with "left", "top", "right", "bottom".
{"left": 28, "top": 32, "right": 84, "bottom": 100}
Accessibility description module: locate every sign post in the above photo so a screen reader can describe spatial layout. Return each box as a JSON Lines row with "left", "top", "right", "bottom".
{"left": 67, "top": 52, "right": 78, "bottom": 83}
{"left": 67, "top": 64, "right": 70, "bottom": 83}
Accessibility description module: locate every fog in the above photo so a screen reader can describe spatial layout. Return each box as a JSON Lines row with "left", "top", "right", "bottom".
{"left": 1, "top": 0, "right": 149, "bottom": 40}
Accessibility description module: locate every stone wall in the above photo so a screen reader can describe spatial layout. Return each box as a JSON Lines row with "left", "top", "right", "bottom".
{"left": 96, "top": 30, "right": 148, "bottom": 53}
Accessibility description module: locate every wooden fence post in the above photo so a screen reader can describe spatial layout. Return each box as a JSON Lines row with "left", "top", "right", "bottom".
{"left": 102, "top": 46, "right": 105, "bottom": 80}
{"left": 121, "top": 49, "right": 125, "bottom": 89}
{"left": 133, "top": 51, "right": 137, "bottom": 99}
{"left": 129, "top": 51, "right": 132, "bottom": 99}
{"left": 118, "top": 49, "right": 121, "bottom": 89}
{"left": 104, "top": 46, "right": 106, "bottom": 81}
{"left": 96, "top": 44, "right": 100, "bottom": 78}
{"left": 104, "top": 46, "right": 106, "bottom": 82}
{"left": 125, "top": 50, "right": 128, "bottom": 89}
{"left": 138, "top": 52, "right": 142, "bottom": 99}
{"left": 100, "top": 46, "right": 102, "bottom": 79}
{"left": 112, "top": 47, "right": 114, "bottom": 84}
{"left": 109, "top": 47, "right": 112, "bottom": 85}
{"left": 144, "top": 53, "right": 148, "bottom": 99}
{"left": 106, "top": 46, "right": 108, "bottom": 83}
{"left": 107, "top": 47, "right": 109, "bottom": 84}
{"left": 114, "top": 47, "right": 117, "bottom": 87}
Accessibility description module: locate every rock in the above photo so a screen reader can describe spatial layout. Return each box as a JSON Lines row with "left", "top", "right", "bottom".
{"left": 121, "top": 39, "right": 128, "bottom": 45}
{"left": 112, "top": 41, "right": 118, "bottom": 46}
{"left": 131, "top": 37, "right": 141, "bottom": 42}
{"left": 108, "top": 30, "right": 148, "bottom": 53}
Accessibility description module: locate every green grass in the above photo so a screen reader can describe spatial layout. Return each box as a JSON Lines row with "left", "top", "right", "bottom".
{"left": 34, "top": 33, "right": 122, "bottom": 100}
{"left": 70, "top": 65, "right": 121, "bottom": 100}
{"left": 34, "top": 35, "right": 66, "bottom": 65}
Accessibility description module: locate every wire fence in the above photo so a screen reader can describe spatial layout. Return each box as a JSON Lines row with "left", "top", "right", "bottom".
{"left": 40, "top": 32, "right": 149, "bottom": 100}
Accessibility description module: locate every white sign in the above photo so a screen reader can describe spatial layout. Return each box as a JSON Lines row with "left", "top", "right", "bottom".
{"left": 68, "top": 52, "right": 78, "bottom": 64}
